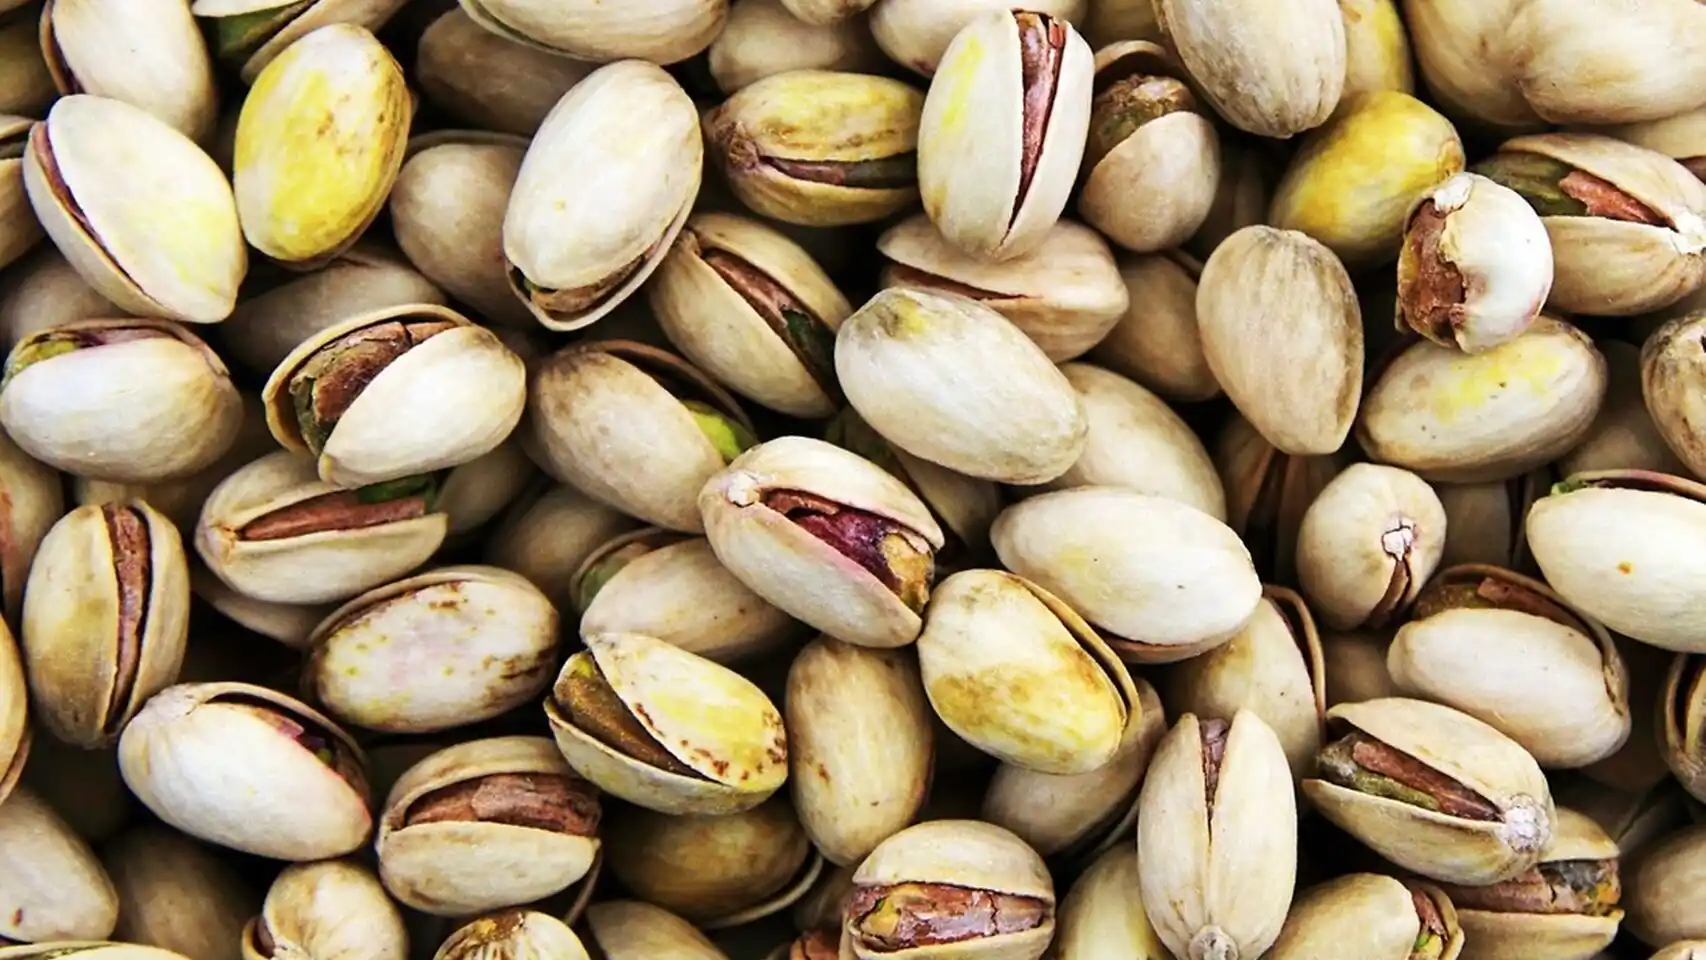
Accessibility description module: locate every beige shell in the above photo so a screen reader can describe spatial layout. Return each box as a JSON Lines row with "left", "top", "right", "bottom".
{"left": 1154, "top": 0, "right": 1345, "bottom": 138}
{"left": 1402, "top": 0, "right": 1541, "bottom": 132}
{"left": 1267, "top": 874, "right": 1462, "bottom": 960}
{"left": 1640, "top": 313, "right": 1706, "bottom": 481}
{"left": 433, "top": 910, "right": 590, "bottom": 960}
{"left": 918, "top": 9, "right": 1093, "bottom": 262}
{"left": 1509, "top": 0, "right": 1706, "bottom": 126}
{"left": 23, "top": 94, "right": 246, "bottom": 324}
{"left": 1626, "top": 824, "right": 1706, "bottom": 946}
{"left": 1196, "top": 226, "right": 1363, "bottom": 456}
{"left": 1664, "top": 651, "right": 1706, "bottom": 803}
{"left": 1187, "top": 139, "right": 1277, "bottom": 260}
{"left": 836, "top": 287, "right": 1087, "bottom": 484}
{"left": 991, "top": 486, "right": 1262, "bottom": 662}
{"left": 0, "top": 250, "right": 124, "bottom": 348}
{"left": 42, "top": 0, "right": 218, "bottom": 143}
{"left": 1136, "top": 710, "right": 1297, "bottom": 960}
{"left": 544, "top": 631, "right": 788, "bottom": 816}
{"left": 456, "top": 0, "right": 726, "bottom": 64}
{"left": 1578, "top": 339, "right": 1688, "bottom": 477}
{"left": 0, "top": 116, "right": 45, "bottom": 273}
{"left": 1433, "top": 469, "right": 1545, "bottom": 571}
{"left": 708, "top": 0, "right": 884, "bottom": 94}
{"left": 580, "top": 900, "right": 733, "bottom": 960}
{"left": 1335, "top": 0, "right": 1414, "bottom": 116}
{"left": 189, "top": 565, "right": 330, "bottom": 652}
{"left": 484, "top": 484, "right": 640, "bottom": 612}
{"left": 0, "top": 620, "right": 25, "bottom": 808}
{"left": 502, "top": 60, "right": 700, "bottom": 331}
{"left": 0, "top": 948, "right": 194, "bottom": 960}
{"left": 1052, "top": 842, "right": 1169, "bottom": 959}
{"left": 1295, "top": 463, "right": 1447, "bottom": 632}
{"left": 0, "top": 786, "right": 118, "bottom": 942}
{"left": 698, "top": 436, "right": 944, "bottom": 650}
{"left": 437, "top": 437, "right": 539, "bottom": 539}
{"left": 870, "top": 0, "right": 1086, "bottom": 76}
{"left": 1579, "top": 632, "right": 1674, "bottom": 794}
{"left": 1447, "top": 807, "right": 1622, "bottom": 960}
{"left": 0, "top": 411, "right": 60, "bottom": 628}
{"left": 242, "top": 859, "right": 407, "bottom": 960}
{"left": 194, "top": 0, "right": 414, "bottom": 82}
{"left": 415, "top": 8, "right": 594, "bottom": 136}
{"left": 105, "top": 824, "right": 254, "bottom": 960}
{"left": 0, "top": 15, "right": 55, "bottom": 118}
{"left": 1087, "top": 251, "right": 1218, "bottom": 402}
{"left": 877, "top": 214, "right": 1128, "bottom": 363}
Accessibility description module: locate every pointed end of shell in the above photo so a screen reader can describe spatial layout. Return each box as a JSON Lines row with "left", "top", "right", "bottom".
{"left": 1501, "top": 794, "right": 1552, "bottom": 855}
{"left": 722, "top": 470, "right": 762, "bottom": 507}
{"left": 1671, "top": 211, "right": 1706, "bottom": 255}
{"left": 1189, "top": 927, "right": 1239, "bottom": 960}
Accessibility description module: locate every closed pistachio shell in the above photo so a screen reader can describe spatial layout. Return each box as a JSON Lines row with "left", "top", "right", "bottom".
{"left": 1295, "top": 463, "right": 1447, "bottom": 632}
{"left": 579, "top": 900, "right": 732, "bottom": 960}
{"left": 1088, "top": 251, "right": 1218, "bottom": 402}
{"left": 1626, "top": 825, "right": 1706, "bottom": 945}
{"left": 708, "top": 0, "right": 884, "bottom": 94}
{"left": 1402, "top": 0, "right": 1540, "bottom": 132}
{"left": 242, "top": 859, "right": 407, "bottom": 960}
{"left": 0, "top": 786, "right": 118, "bottom": 942}
{"left": 1051, "top": 841, "right": 1170, "bottom": 960}
{"left": 1267, "top": 874, "right": 1463, "bottom": 960}
{"left": 456, "top": 0, "right": 726, "bottom": 64}
{"left": 234, "top": 24, "right": 409, "bottom": 269}
{"left": 1154, "top": 0, "right": 1345, "bottom": 138}
{"left": 836, "top": 288, "right": 1087, "bottom": 485}
{"left": 870, "top": 0, "right": 1085, "bottom": 77}
{"left": 1638, "top": 313, "right": 1706, "bottom": 481}
{"left": 434, "top": 910, "right": 590, "bottom": 960}
{"left": 1335, "top": 0, "right": 1414, "bottom": 114}
{"left": 105, "top": 825, "right": 255, "bottom": 960}
{"left": 24, "top": 94, "right": 246, "bottom": 324}
{"left": 41, "top": 0, "right": 218, "bottom": 143}
{"left": 1508, "top": 0, "right": 1706, "bottom": 126}
{"left": 193, "top": 0, "right": 413, "bottom": 83}
{"left": 992, "top": 486, "right": 1263, "bottom": 663}
{"left": 415, "top": 8, "right": 594, "bottom": 136}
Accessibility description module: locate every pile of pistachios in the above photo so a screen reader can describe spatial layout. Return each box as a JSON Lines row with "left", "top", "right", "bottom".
{"left": 3, "top": 0, "right": 1706, "bottom": 958}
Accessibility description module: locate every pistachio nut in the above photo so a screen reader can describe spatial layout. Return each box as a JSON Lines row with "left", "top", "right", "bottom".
{"left": 869, "top": 0, "right": 1085, "bottom": 77}
{"left": 1390, "top": 564, "right": 1632, "bottom": 769}
{"left": 786, "top": 635, "right": 932, "bottom": 867}
{"left": 23, "top": 94, "right": 246, "bottom": 324}
{"left": 0, "top": 249, "right": 124, "bottom": 349}
{"left": 504, "top": 61, "right": 700, "bottom": 331}
{"left": 877, "top": 213, "right": 1128, "bottom": 363}
{"left": 576, "top": 529, "right": 801, "bottom": 665}
{"left": 649, "top": 211, "right": 850, "bottom": 418}
{"left": 1186, "top": 135, "right": 1279, "bottom": 260}
{"left": 1214, "top": 409, "right": 1346, "bottom": 585}
{"left": 0, "top": 786, "right": 118, "bottom": 942}
{"left": 1321, "top": 630, "right": 1397, "bottom": 707}
{"left": 527, "top": 340, "right": 757, "bottom": 533}
{"left": 116, "top": 681, "right": 371, "bottom": 860}
{"left": 1599, "top": 106, "right": 1706, "bottom": 185}
{"left": 836, "top": 288, "right": 1087, "bottom": 484}
{"left": 543, "top": 631, "right": 788, "bottom": 816}
{"left": 1165, "top": 586, "right": 1327, "bottom": 782}
{"left": 1472, "top": 134, "right": 1706, "bottom": 316}
{"left": 1196, "top": 225, "right": 1364, "bottom": 456}
{"left": 1076, "top": 41, "right": 1219, "bottom": 254}
{"left": 1050, "top": 841, "right": 1169, "bottom": 960}
{"left": 1626, "top": 824, "right": 1706, "bottom": 945}
{"left": 233, "top": 24, "right": 408, "bottom": 269}
{"left": 1653, "top": 943, "right": 1706, "bottom": 960}
{"left": 195, "top": 450, "right": 449, "bottom": 605}
{"left": 699, "top": 436, "right": 944, "bottom": 649}
{"left": 17, "top": 738, "right": 127, "bottom": 845}
{"left": 1396, "top": 172, "right": 1554, "bottom": 353}
{"left": 20, "top": 501, "right": 188, "bottom": 749}
{"left": 455, "top": 0, "right": 725, "bottom": 65}
{"left": 40, "top": 0, "right": 217, "bottom": 143}
{"left": 1154, "top": 0, "right": 1345, "bottom": 138}
{"left": 1570, "top": 340, "right": 1688, "bottom": 478}
{"left": 844, "top": 819, "right": 1055, "bottom": 960}
{"left": 575, "top": 900, "right": 732, "bottom": 960}
{"left": 1, "top": 319, "right": 243, "bottom": 483}
{"left": 1136, "top": 710, "right": 1296, "bottom": 960}
{"left": 0, "top": 422, "right": 61, "bottom": 627}
{"left": 105, "top": 825, "right": 254, "bottom": 960}
{"left": 917, "top": 569, "right": 1135, "bottom": 775}
{"left": 241, "top": 859, "right": 407, "bottom": 960}
{"left": 414, "top": 8, "right": 592, "bottom": 136}
{"left": 604, "top": 796, "right": 820, "bottom": 928}
{"left": 1335, "top": 0, "right": 1414, "bottom": 111}
{"left": 0, "top": 13, "right": 54, "bottom": 118}
{"left": 192, "top": 0, "right": 412, "bottom": 82}
{"left": 1580, "top": 634, "right": 1676, "bottom": 794}
{"left": 1303, "top": 697, "right": 1556, "bottom": 885}
{"left": 1662, "top": 651, "right": 1706, "bottom": 804}
{"left": 777, "top": 0, "right": 870, "bottom": 24}
{"left": 1507, "top": 0, "right": 1706, "bottom": 126}
{"left": 1526, "top": 470, "right": 1706, "bottom": 654}
{"left": 484, "top": 483, "right": 639, "bottom": 612}
{"left": 1436, "top": 806, "right": 1623, "bottom": 960}
{"left": 0, "top": 116, "right": 40, "bottom": 274}
{"left": 1267, "top": 874, "right": 1462, "bottom": 960}
{"left": 433, "top": 909, "right": 589, "bottom": 960}
{"left": 1357, "top": 317, "right": 1607, "bottom": 483}
{"left": 707, "top": 0, "right": 884, "bottom": 94}
{"left": 375, "top": 736, "right": 601, "bottom": 917}
{"left": 991, "top": 486, "right": 1263, "bottom": 663}
{"left": 1295, "top": 463, "right": 1447, "bottom": 632}
{"left": 1401, "top": 0, "right": 1541, "bottom": 133}
{"left": 1637, "top": 311, "right": 1706, "bottom": 482}
{"left": 917, "top": 9, "right": 1092, "bottom": 262}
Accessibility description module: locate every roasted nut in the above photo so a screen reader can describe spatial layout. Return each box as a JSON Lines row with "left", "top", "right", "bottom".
{"left": 1267, "top": 874, "right": 1462, "bottom": 960}
{"left": 454, "top": 0, "right": 727, "bottom": 65}
{"left": 1295, "top": 463, "right": 1447, "bottom": 633}
{"left": 1625, "top": 824, "right": 1706, "bottom": 946}
{"left": 241, "top": 858, "right": 407, "bottom": 960}
{"left": 1507, "top": 0, "right": 1706, "bottom": 126}
{"left": 433, "top": 909, "right": 590, "bottom": 960}
{"left": 1153, "top": 0, "right": 1345, "bottom": 138}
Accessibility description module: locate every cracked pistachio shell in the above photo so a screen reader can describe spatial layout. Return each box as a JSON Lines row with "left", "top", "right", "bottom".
{"left": 263, "top": 304, "right": 527, "bottom": 488}
{"left": 991, "top": 486, "right": 1262, "bottom": 663}
{"left": 1526, "top": 471, "right": 1706, "bottom": 653}
{"left": 41, "top": 0, "right": 217, "bottom": 143}
{"left": 24, "top": 94, "right": 245, "bottom": 324}
{"left": 1627, "top": 825, "right": 1706, "bottom": 945}
{"left": 981, "top": 676, "right": 1165, "bottom": 864}
{"left": 1295, "top": 463, "right": 1447, "bottom": 632}
{"left": 1045, "top": 363, "right": 1226, "bottom": 520}
{"left": 1078, "top": 42, "right": 1220, "bottom": 255}
{"left": 241, "top": 859, "right": 406, "bottom": 960}
{"left": 193, "top": 0, "right": 412, "bottom": 83}
{"left": 877, "top": 214, "right": 1127, "bottom": 363}
{"left": 1509, "top": 0, "right": 1706, "bottom": 126}
{"left": 105, "top": 825, "right": 254, "bottom": 960}
{"left": 1663, "top": 652, "right": 1706, "bottom": 803}
{"left": 1, "top": 319, "right": 242, "bottom": 483}
{"left": 233, "top": 25, "right": 408, "bottom": 269}
{"left": 786, "top": 635, "right": 932, "bottom": 867}
{"left": 415, "top": 9, "right": 593, "bottom": 136}
{"left": 707, "top": 0, "right": 884, "bottom": 94}
{"left": 1358, "top": 317, "right": 1606, "bottom": 483}
{"left": 544, "top": 631, "right": 788, "bottom": 815}
{"left": 869, "top": 0, "right": 1085, "bottom": 77}
{"left": 1572, "top": 340, "right": 1688, "bottom": 478}
{"left": 918, "top": 569, "right": 1135, "bottom": 775}
{"left": 578, "top": 900, "right": 731, "bottom": 960}
{"left": 919, "top": 10, "right": 1092, "bottom": 262}
{"left": 456, "top": 0, "right": 725, "bottom": 64}
{"left": 1087, "top": 251, "right": 1217, "bottom": 402}
{"left": 1137, "top": 710, "right": 1297, "bottom": 960}
{"left": 527, "top": 341, "right": 756, "bottom": 533}
{"left": 649, "top": 211, "right": 850, "bottom": 418}
{"left": 699, "top": 437, "right": 945, "bottom": 649}
{"left": 836, "top": 288, "right": 1087, "bottom": 484}
{"left": 21, "top": 501, "right": 189, "bottom": 749}
{"left": 0, "top": 116, "right": 42, "bottom": 275}
{"left": 1165, "top": 586, "right": 1327, "bottom": 782}
{"left": 376, "top": 737, "right": 600, "bottom": 917}
{"left": 1267, "top": 874, "right": 1463, "bottom": 960}
{"left": 1197, "top": 225, "right": 1363, "bottom": 456}
{"left": 605, "top": 797, "right": 821, "bottom": 928}
{"left": 577, "top": 529, "right": 802, "bottom": 665}
{"left": 1303, "top": 697, "right": 1556, "bottom": 885}
{"left": 1639, "top": 313, "right": 1706, "bottom": 480}
{"left": 503, "top": 61, "right": 699, "bottom": 331}
{"left": 1052, "top": 841, "right": 1168, "bottom": 960}
{"left": 117, "top": 682, "right": 372, "bottom": 860}
{"left": 484, "top": 484, "right": 640, "bottom": 612}
{"left": 1155, "top": 0, "right": 1344, "bottom": 139}
{"left": 0, "top": 786, "right": 117, "bottom": 942}
{"left": 703, "top": 70, "right": 923, "bottom": 228}
{"left": 434, "top": 910, "right": 589, "bottom": 960}
{"left": 1391, "top": 565, "right": 1632, "bottom": 769}
{"left": 1402, "top": 0, "right": 1539, "bottom": 132}
{"left": 303, "top": 566, "right": 559, "bottom": 734}
{"left": 846, "top": 820, "right": 1055, "bottom": 960}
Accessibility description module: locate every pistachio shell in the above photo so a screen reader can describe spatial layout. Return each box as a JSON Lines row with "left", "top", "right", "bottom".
{"left": 0, "top": 948, "right": 192, "bottom": 960}
{"left": 1295, "top": 463, "right": 1447, "bottom": 632}
{"left": 1572, "top": 340, "right": 1687, "bottom": 478}
{"left": 484, "top": 483, "right": 640, "bottom": 612}
{"left": 1186, "top": 138, "right": 1278, "bottom": 260}
{"left": 580, "top": 900, "right": 732, "bottom": 960}
{"left": 24, "top": 94, "right": 246, "bottom": 324}
{"left": 415, "top": 9, "right": 594, "bottom": 136}
{"left": 194, "top": 0, "right": 413, "bottom": 83}
{"left": 104, "top": 825, "right": 255, "bottom": 960}
{"left": 42, "top": 0, "right": 218, "bottom": 143}
{"left": 1320, "top": 630, "right": 1397, "bottom": 707}
{"left": 1580, "top": 633, "right": 1674, "bottom": 793}
{"left": 0, "top": 250, "right": 125, "bottom": 349}
{"left": 1664, "top": 652, "right": 1706, "bottom": 802}
{"left": 1051, "top": 841, "right": 1169, "bottom": 960}
{"left": 243, "top": 859, "right": 406, "bottom": 960}
{"left": 17, "top": 738, "right": 127, "bottom": 845}
{"left": 1335, "top": 0, "right": 1414, "bottom": 115}
{"left": 708, "top": 0, "right": 884, "bottom": 94}
{"left": 456, "top": 0, "right": 726, "bottom": 64}
{"left": 1267, "top": 874, "right": 1463, "bottom": 960}
{"left": 1154, "top": 0, "right": 1345, "bottom": 138}
{"left": 0, "top": 117, "right": 41, "bottom": 275}
{"left": 1082, "top": 110, "right": 1219, "bottom": 256}
{"left": 1509, "top": 0, "right": 1706, "bottom": 126}
{"left": 0, "top": 786, "right": 118, "bottom": 942}
{"left": 1434, "top": 470, "right": 1546, "bottom": 572}
{"left": 1402, "top": 0, "right": 1540, "bottom": 132}
{"left": 1087, "top": 251, "right": 1218, "bottom": 402}
{"left": 1626, "top": 824, "right": 1706, "bottom": 945}
{"left": 0, "top": 619, "right": 25, "bottom": 808}
{"left": 434, "top": 910, "right": 590, "bottom": 960}
{"left": 871, "top": 0, "right": 1086, "bottom": 76}
{"left": 0, "top": 15, "right": 54, "bottom": 118}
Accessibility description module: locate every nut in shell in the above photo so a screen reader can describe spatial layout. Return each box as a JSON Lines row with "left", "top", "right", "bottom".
{"left": 41, "top": 0, "right": 219, "bottom": 144}
{"left": 1625, "top": 824, "right": 1706, "bottom": 946}
{"left": 1050, "top": 841, "right": 1170, "bottom": 960}
{"left": 1266, "top": 873, "right": 1462, "bottom": 960}
{"left": 242, "top": 858, "right": 407, "bottom": 960}
{"left": 1154, "top": 0, "right": 1345, "bottom": 138}
{"left": 0, "top": 616, "right": 25, "bottom": 808}
{"left": 576, "top": 899, "right": 733, "bottom": 960}
{"left": 194, "top": 0, "right": 414, "bottom": 83}
{"left": 1295, "top": 463, "right": 1447, "bottom": 633}
{"left": 455, "top": 0, "right": 727, "bottom": 66}
{"left": 1662, "top": 651, "right": 1706, "bottom": 804}
{"left": 0, "top": 785, "right": 118, "bottom": 943}
{"left": 432, "top": 909, "right": 589, "bottom": 960}
{"left": 1638, "top": 312, "right": 1706, "bottom": 481}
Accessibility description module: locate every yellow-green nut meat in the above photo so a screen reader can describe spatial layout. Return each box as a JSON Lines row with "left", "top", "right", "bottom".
{"left": 233, "top": 24, "right": 409, "bottom": 269}
{"left": 194, "top": 0, "right": 415, "bottom": 82}
{"left": 22, "top": 94, "right": 246, "bottom": 324}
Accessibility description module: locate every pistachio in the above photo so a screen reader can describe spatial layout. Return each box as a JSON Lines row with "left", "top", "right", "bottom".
{"left": 1508, "top": 0, "right": 1706, "bottom": 126}
{"left": 1295, "top": 464, "right": 1446, "bottom": 633}
{"left": 414, "top": 8, "right": 593, "bottom": 136}
{"left": 1213, "top": 410, "right": 1347, "bottom": 585}
{"left": 0, "top": 617, "right": 24, "bottom": 809}
{"left": 1402, "top": 0, "right": 1541, "bottom": 133}
{"left": 1267, "top": 874, "right": 1462, "bottom": 960}
{"left": 0, "top": 117, "right": 41, "bottom": 276}
{"left": 104, "top": 825, "right": 254, "bottom": 960}
{"left": 193, "top": 0, "right": 413, "bottom": 82}
{"left": 0, "top": 249, "right": 124, "bottom": 349}
{"left": 0, "top": 786, "right": 118, "bottom": 943}
{"left": 1626, "top": 824, "right": 1706, "bottom": 946}
{"left": 433, "top": 909, "right": 589, "bottom": 960}
{"left": 1571, "top": 339, "right": 1687, "bottom": 478}
{"left": 1154, "top": 0, "right": 1345, "bottom": 138}
{"left": 708, "top": 0, "right": 884, "bottom": 94}
{"left": 576, "top": 900, "right": 732, "bottom": 960}
{"left": 0, "top": 14, "right": 55, "bottom": 118}
{"left": 1434, "top": 469, "right": 1548, "bottom": 572}
{"left": 870, "top": 0, "right": 1086, "bottom": 77}
{"left": 484, "top": 483, "right": 640, "bottom": 613}
{"left": 1051, "top": 841, "right": 1170, "bottom": 960}
{"left": 1662, "top": 652, "right": 1706, "bottom": 804}
{"left": 455, "top": 0, "right": 727, "bottom": 65}
{"left": 40, "top": 0, "right": 218, "bottom": 143}
{"left": 242, "top": 859, "right": 406, "bottom": 960}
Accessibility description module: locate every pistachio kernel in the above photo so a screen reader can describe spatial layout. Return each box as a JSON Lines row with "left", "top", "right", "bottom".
{"left": 1441, "top": 858, "right": 1621, "bottom": 916}
{"left": 104, "top": 504, "right": 151, "bottom": 737}
{"left": 698, "top": 243, "right": 838, "bottom": 393}
{"left": 1396, "top": 199, "right": 1468, "bottom": 346}
{"left": 847, "top": 882, "right": 1051, "bottom": 950}
{"left": 404, "top": 772, "right": 602, "bottom": 836}
{"left": 573, "top": 538, "right": 677, "bottom": 613}
{"left": 1410, "top": 886, "right": 1448, "bottom": 960}
{"left": 1011, "top": 12, "right": 1067, "bottom": 226}
{"left": 762, "top": 489, "right": 935, "bottom": 612}
{"left": 1316, "top": 730, "right": 1502, "bottom": 821}
{"left": 683, "top": 399, "right": 758, "bottom": 464}
{"left": 222, "top": 695, "right": 369, "bottom": 799}
{"left": 555, "top": 654, "right": 705, "bottom": 780}
{"left": 514, "top": 250, "right": 648, "bottom": 317}
{"left": 790, "top": 927, "right": 841, "bottom": 960}
{"left": 2, "top": 325, "right": 173, "bottom": 389}
{"left": 208, "top": 1, "right": 314, "bottom": 61}
{"left": 1410, "top": 570, "right": 1581, "bottom": 628}
{"left": 1471, "top": 152, "right": 1667, "bottom": 225}
{"left": 289, "top": 318, "right": 457, "bottom": 453}
{"left": 1085, "top": 73, "right": 1197, "bottom": 171}
{"left": 237, "top": 473, "right": 439, "bottom": 541}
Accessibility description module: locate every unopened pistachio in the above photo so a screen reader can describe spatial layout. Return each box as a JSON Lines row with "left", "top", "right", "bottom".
{"left": 1154, "top": 0, "right": 1345, "bottom": 138}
